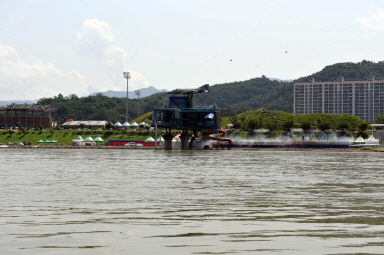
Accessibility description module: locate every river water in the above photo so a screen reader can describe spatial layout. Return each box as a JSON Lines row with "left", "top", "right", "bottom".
{"left": 0, "top": 149, "right": 383, "bottom": 255}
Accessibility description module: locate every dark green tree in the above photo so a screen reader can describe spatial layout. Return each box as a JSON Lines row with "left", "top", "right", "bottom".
{"left": 282, "top": 119, "right": 294, "bottom": 131}
{"left": 246, "top": 118, "right": 259, "bottom": 130}
{"left": 318, "top": 121, "right": 331, "bottom": 131}
{"left": 358, "top": 122, "right": 369, "bottom": 132}
{"left": 375, "top": 114, "right": 384, "bottom": 123}
{"left": 301, "top": 122, "right": 311, "bottom": 132}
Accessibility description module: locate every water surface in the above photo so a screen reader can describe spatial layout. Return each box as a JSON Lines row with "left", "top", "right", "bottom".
{"left": 0, "top": 149, "right": 383, "bottom": 255}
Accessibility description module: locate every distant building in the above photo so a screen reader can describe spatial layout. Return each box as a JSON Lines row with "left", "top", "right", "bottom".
{"left": 62, "top": 120, "right": 107, "bottom": 128}
{"left": 0, "top": 105, "right": 53, "bottom": 128}
{"left": 294, "top": 77, "right": 384, "bottom": 121}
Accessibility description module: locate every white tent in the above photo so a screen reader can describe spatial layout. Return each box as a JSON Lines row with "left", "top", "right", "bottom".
{"left": 157, "top": 136, "right": 164, "bottom": 142}
{"left": 354, "top": 136, "right": 365, "bottom": 144}
{"left": 94, "top": 136, "right": 104, "bottom": 142}
{"left": 115, "top": 121, "right": 123, "bottom": 127}
{"left": 85, "top": 136, "right": 94, "bottom": 142}
{"left": 140, "top": 121, "right": 147, "bottom": 126}
{"left": 365, "top": 134, "right": 379, "bottom": 144}
{"left": 145, "top": 137, "right": 155, "bottom": 142}
{"left": 131, "top": 121, "right": 139, "bottom": 127}
{"left": 123, "top": 121, "right": 131, "bottom": 127}
{"left": 73, "top": 136, "right": 84, "bottom": 142}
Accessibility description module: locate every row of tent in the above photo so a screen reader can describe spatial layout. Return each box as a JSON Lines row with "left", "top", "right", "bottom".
{"left": 115, "top": 121, "right": 149, "bottom": 127}
{"left": 72, "top": 136, "right": 104, "bottom": 142}
{"left": 144, "top": 134, "right": 181, "bottom": 142}
{"left": 37, "top": 139, "right": 58, "bottom": 143}
{"left": 145, "top": 136, "right": 164, "bottom": 142}
{"left": 354, "top": 134, "right": 379, "bottom": 144}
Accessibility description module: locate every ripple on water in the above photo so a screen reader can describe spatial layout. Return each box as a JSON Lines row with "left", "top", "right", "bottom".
{"left": 0, "top": 149, "right": 384, "bottom": 255}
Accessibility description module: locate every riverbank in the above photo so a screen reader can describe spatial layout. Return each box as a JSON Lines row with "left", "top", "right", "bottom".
{"left": 1, "top": 145, "right": 384, "bottom": 152}
{"left": 0, "top": 130, "right": 156, "bottom": 146}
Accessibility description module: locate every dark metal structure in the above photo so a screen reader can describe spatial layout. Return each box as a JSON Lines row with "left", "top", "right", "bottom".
{"left": 0, "top": 105, "right": 53, "bottom": 128}
{"left": 151, "top": 84, "right": 220, "bottom": 150}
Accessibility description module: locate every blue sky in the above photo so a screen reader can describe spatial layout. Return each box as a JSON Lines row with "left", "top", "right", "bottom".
{"left": 1, "top": 0, "right": 384, "bottom": 100}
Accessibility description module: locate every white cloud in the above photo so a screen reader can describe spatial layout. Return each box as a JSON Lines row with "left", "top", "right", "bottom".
{"left": 358, "top": 9, "right": 384, "bottom": 31}
{"left": 0, "top": 19, "right": 150, "bottom": 101}
{"left": 0, "top": 44, "right": 89, "bottom": 100}
{"left": 76, "top": 18, "right": 149, "bottom": 91}
{"left": 77, "top": 19, "right": 115, "bottom": 60}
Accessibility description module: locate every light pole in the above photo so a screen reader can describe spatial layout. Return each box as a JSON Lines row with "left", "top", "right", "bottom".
{"left": 123, "top": 72, "right": 131, "bottom": 123}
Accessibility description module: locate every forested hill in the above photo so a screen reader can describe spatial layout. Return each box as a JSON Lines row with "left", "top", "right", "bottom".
{"left": 36, "top": 60, "right": 384, "bottom": 123}
{"left": 295, "top": 60, "right": 384, "bottom": 82}
{"left": 193, "top": 76, "right": 292, "bottom": 113}
{"left": 37, "top": 77, "right": 293, "bottom": 123}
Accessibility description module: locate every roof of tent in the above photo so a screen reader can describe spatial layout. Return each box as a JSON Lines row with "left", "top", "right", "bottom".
{"left": 354, "top": 136, "right": 365, "bottom": 143}
{"left": 85, "top": 136, "right": 94, "bottom": 141}
{"left": 145, "top": 137, "right": 155, "bottom": 142}
{"left": 62, "top": 120, "right": 107, "bottom": 126}
{"left": 73, "top": 136, "right": 84, "bottom": 142}
{"left": 365, "top": 134, "right": 379, "bottom": 143}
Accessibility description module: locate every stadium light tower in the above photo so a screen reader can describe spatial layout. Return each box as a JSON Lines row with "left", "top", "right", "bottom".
{"left": 123, "top": 72, "right": 131, "bottom": 122}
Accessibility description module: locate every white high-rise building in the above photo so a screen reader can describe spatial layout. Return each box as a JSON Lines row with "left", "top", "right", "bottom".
{"left": 294, "top": 77, "right": 384, "bottom": 122}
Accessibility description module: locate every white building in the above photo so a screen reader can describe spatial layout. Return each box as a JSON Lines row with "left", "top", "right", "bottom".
{"left": 294, "top": 77, "right": 384, "bottom": 121}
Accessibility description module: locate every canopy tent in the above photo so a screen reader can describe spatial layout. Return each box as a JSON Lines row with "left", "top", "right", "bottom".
{"left": 72, "top": 136, "right": 84, "bottom": 142}
{"left": 84, "top": 136, "right": 94, "bottom": 142}
{"left": 38, "top": 139, "right": 57, "bottom": 143}
{"left": 365, "top": 134, "right": 379, "bottom": 144}
{"left": 157, "top": 136, "right": 164, "bottom": 142}
{"left": 140, "top": 121, "right": 147, "bottom": 126}
{"left": 354, "top": 136, "right": 365, "bottom": 144}
{"left": 123, "top": 121, "right": 131, "bottom": 127}
{"left": 172, "top": 134, "right": 181, "bottom": 142}
{"left": 114, "top": 121, "right": 123, "bottom": 127}
{"left": 145, "top": 136, "right": 155, "bottom": 142}
{"left": 94, "top": 136, "right": 104, "bottom": 142}
{"left": 131, "top": 121, "right": 139, "bottom": 127}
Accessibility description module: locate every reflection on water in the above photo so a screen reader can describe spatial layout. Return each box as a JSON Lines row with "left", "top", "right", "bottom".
{"left": 0, "top": 149, "right": 383, "bottom": 255}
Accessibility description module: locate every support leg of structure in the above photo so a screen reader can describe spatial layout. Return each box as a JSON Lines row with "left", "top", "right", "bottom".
{"left": 163, "top": 133, "right": 173, "bottom": 150}
{"left": 180, "top": 133, "right": 191, "bottom": 150}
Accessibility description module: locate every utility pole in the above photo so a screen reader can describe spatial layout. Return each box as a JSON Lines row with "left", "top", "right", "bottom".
{"left": 123, "top": 72, "right": 131, "bottom": 122}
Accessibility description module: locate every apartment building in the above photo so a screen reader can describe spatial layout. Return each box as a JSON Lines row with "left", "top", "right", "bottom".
{"left": 294, "top": 77, "right": 384, "bottom": 122}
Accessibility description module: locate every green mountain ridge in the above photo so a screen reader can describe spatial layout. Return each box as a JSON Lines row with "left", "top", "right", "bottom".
{"left": 36, "top": 60, "right": 384, "bottom": 123}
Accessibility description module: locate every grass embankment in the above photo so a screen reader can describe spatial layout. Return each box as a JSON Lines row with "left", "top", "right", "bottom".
{"left": 0, "top": 130, "right": 158, "bottom": 146}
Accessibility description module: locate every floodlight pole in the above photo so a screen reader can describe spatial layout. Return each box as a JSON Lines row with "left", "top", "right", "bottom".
{"left": 123, "top": 72, "right": 131, "bottom": 123}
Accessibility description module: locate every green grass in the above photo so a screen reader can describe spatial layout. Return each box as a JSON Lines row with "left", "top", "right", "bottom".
{"left": 133, "top": 112, "right": 152, "bottom": 124}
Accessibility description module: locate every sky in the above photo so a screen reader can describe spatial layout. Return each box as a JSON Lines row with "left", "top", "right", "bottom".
{"left": 1, "top": 0, "right": 384, "bottom": 100}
